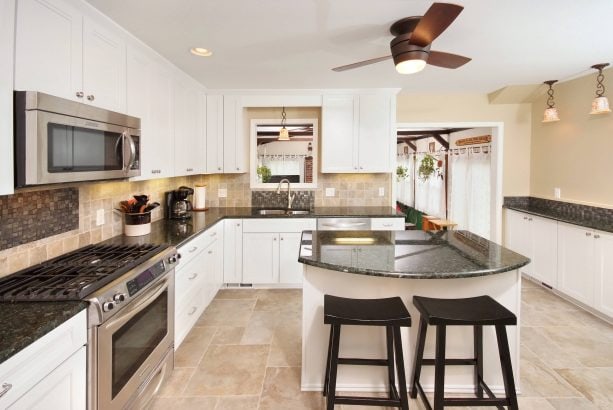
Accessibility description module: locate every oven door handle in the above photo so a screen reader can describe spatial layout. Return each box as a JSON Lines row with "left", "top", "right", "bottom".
{"left": 104, "top": 278, "right": 168, "bottom": 332}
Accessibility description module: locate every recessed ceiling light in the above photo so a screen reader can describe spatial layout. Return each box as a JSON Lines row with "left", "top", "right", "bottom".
{"left": 190, "top": 47, "right": 213, "bottom": 57}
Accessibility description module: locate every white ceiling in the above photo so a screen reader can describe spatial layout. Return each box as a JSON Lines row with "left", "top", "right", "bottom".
{"left": 85, "top": 0, "right": 613, "bottom": 93}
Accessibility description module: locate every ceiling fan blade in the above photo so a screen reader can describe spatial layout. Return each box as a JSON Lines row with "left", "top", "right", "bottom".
{"left": 427, "top": 50, "right": 471, "bottom": 68}
{"left": 332, "top": 55, "right": 393, "bottom": 72}
{"left": 410, "top": 3, "right": 464, "bottom": 47}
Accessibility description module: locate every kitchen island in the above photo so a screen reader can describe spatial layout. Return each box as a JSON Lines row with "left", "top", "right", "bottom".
{"left": 298, "top": 229, "right": 530, "bottom": 395}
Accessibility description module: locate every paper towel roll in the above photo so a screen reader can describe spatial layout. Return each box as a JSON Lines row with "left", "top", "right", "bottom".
{"left": 193, "top": 184, "right": 206, "bottom": 210}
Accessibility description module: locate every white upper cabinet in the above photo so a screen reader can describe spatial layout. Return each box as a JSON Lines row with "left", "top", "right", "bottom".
{"left": 14, "top": 0, "right": 126, "bottom": 112}
{"left": 223, "top": 95, "right": 247, "bottom": 173}
{"left": 1, "top": 0, "right": 15, "bottom": 195}
{"left": 82, "top": 17, "right": 126, "bottom": 112}
{"left": 321, "top": 94, "right": 394, "bottom": 173}
{"left": 14, "top": 0, "right": 82, "bottom": 100}
{"left": 173, "top": 75, "right": 204, "bottom": 176}
{"left": 206, "top": 94, "right": 224, "bottom": 173}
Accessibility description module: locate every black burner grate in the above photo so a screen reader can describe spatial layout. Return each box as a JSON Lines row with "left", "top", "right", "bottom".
{"left": 0, "top": 243, "right": 168, "bottom": 301}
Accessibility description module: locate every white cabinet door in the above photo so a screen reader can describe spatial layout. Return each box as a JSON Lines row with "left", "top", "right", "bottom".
{"left": 594, "top": 230, "right": 613, "bottom": 317}
{"left": 173, "top": 77, "right": 203, "bottom": 176}
{"left": 243, "top": 233, "right": 279, "bottom": 284}
{"left": 147, "top": 64, "right": 174, "bottom": 178}
{"left": 7, "top": 347, "right": 86, "bottom": 410}
{"left": 223, "top": 219, "right": 243, "bottom": 283}
{"left": 1, "top": 0, "right": 15, "bottom": 195}
{"left": 557, "top": 223, "right": 595, "bottom": 306}
{"left": 531, "top": 215, "right": 558, "bottom": 287}
{"left": 279, "top": 232, "right": 304, "bottom": 284}
{"left": 82, "top": 17, "right": 126, "bottom": 112}
{"left": 223, "top": 95, "right": 246, "bottom": 173}
{"left": 14, "top": 0, "right": 82, "bottom": 101}
{"left": 321, "top": 95, "right": 358, "bottom": 173}
{"left": 357, "top": 94, "right": 392, "bottom": 172}
{"left": 206, "top": 94, "right": 224, "bottom": 173}
{"left": 504, "top": 210, "right": 533, "bottom": 276}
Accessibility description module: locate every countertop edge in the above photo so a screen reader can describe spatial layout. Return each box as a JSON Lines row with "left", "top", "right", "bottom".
{"left": 504, "top": 205, "right": 613, "bottom": 234}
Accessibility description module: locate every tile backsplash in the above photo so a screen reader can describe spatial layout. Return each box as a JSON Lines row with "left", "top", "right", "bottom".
{"left": 251, "top": 191, "right": 314, "bottom": 209}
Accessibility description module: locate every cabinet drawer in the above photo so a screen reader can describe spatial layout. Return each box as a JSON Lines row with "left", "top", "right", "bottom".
{"left": 175, "top": 252, "right": 207, "bottom": 302}
{"left": 242, "top": 218, "right": 316, "bottom": 233}
{"left": 175, "top": 285, "right": 206, "bottom": 349}
{"left": 371, "top": 218, "right": 404, "bottom": 231}
{"left": 0, "top": 310, "right": 86, "bottom": 407}
{"left": 177, "top": 222, "right": 221, "bottom": 266}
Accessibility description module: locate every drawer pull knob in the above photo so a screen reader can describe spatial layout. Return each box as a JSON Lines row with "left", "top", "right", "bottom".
{"left": 0, "top": 383, "right": 12, "bottom": 398}
{"left": 586, "top": 232, "right": 592, "bottom": 237}
{"left": 594, "top": 234, "right": 600, "bottom": 239}
{"left": 188, "top": 307, "right": 197, "bottom": 316}
{"left": 189, "top": 246, "right": 198, "bottom": 253}
{"left": 208, "top": 250, "right": 213, "bottom": 254}
{"left": 188, "top": 273, "right": 198, "bottom": 280}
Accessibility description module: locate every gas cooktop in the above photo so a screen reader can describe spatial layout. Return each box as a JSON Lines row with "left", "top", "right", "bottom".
{"left": 0, "top": 243, "right": 168, "bottom": 301}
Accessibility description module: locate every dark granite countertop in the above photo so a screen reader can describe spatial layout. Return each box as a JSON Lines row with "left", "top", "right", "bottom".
{"left": 0, "top": 301, "right": 87, "bottom": 364}
{"left": 504, "top": 204, "right": 613, "bottom": 233}
{"left": 298, "top": 229, "right": 530, "bottom": 279}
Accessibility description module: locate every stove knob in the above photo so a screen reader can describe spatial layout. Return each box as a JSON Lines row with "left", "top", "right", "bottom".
{"left": 113, "top": 293, "right": 126, "bottom": 303}
{"left": 103, "top": 301, "right": 115, "bottom": 312}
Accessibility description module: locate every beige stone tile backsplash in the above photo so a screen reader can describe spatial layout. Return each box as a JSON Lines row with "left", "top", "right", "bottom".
{"left": 0, "top": 172, "right": 391, "bottom": 278}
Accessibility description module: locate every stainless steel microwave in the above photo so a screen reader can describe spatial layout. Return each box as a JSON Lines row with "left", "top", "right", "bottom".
{"left": 14, "top": 91, "right": 141, "bottom": 187}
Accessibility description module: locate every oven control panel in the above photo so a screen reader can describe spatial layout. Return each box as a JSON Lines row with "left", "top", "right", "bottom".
{"left": 126, "top": 260, "right": 167, "bottom": 297}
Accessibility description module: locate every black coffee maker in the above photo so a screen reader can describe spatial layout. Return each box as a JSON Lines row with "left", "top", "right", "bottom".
{"left": 165, "top": 186, "right": 194, "bottom": 220}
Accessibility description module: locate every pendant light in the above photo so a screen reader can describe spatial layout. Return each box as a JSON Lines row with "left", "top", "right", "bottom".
{"left": 542, "top": 80, "right": 560, "bottom": 123}
{"left": 590, "top": 63, "right": 611, "bottom": 115}
{"left": 278, "top": 107, "right": 290, "bottom": 141}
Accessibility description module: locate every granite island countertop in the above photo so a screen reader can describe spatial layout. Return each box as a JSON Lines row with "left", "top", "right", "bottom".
{"left": 298, "top": 229, "right": 530, "bottom": 279}
{"left": 0, "top": 301, "right": 87, "bottom": 364}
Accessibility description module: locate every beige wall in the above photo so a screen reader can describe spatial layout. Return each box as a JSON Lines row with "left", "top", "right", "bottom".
{"left": 396, "top": 94, "right": 532, "bottom": 196}
{"left": 530, "top": 68, "right": 613, "bottom": 207}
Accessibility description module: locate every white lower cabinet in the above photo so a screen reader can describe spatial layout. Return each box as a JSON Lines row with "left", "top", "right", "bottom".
{"left": 557, "top": 222, "right": 595, "bottom": 307}
{"left": 223, "top": 219, "right": 243, "bottom": 283}
{"left": 0, "top": 310, "right": 86, "bottom": 408}
{"left": 594, "top": 230, "right": 613, "bottom": 317}
{"left": 279, "top": 232, "right": 304, "bottom": 284}
{"left": 243, "top": 232, "right": 279, "bottom": 284}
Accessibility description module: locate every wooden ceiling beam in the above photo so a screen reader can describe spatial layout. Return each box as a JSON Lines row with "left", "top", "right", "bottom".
{"left": 431, "top": 133, "right": 449, "bottom": 150}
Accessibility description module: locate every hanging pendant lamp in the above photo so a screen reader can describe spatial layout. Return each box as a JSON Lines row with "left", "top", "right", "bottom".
{"left": 278, "top": 107, "right": 290, "bottom": 141}
{"left": 590, "top": 63, "right": 611, "bottom": 115}
{"left": 542, "top": 80, "right": 560, "bottom": 123}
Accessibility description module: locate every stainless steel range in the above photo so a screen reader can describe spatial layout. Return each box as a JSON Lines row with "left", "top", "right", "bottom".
{"left": 0, "top": 243, "right": 180, "bottom": 409}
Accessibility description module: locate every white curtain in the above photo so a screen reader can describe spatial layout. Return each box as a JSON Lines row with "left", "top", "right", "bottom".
{"left": 448, "top": 146, "right": 491, "bottom": 239}
{"left": 395, "top": 154, "right": 414, "bottom": 206}
{"left": 414, "top": 153, "right": 445, "bottom": 217}
{"left": 262, "top": 156, "right": 303, "bottom": 180}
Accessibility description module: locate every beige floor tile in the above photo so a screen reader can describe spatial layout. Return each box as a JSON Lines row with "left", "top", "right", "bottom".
{"left": 211, "top": 326, "right": 245, "bottom": 345}
{"left": 215, "top": 395, "right": 260, "bottom": 409}
{"left": 548, "top": 397, "right": 600, "bottom": 409}
{"left": 259, "top": 367, "right": 323, "bottom": 409}
{"left": 156, "top": 367, "right": 194, "bottom": 397}
{"left": 241, "top": 310, "right": 279, "bottom": 345}
{"left": 521, "top": 288, "right": 580, "bottom": 312}
{"left": 175, "top": 326, "right": 217, "bottom": 368}
{"left": 556, "top": 368, "right": 613, "bottom": 408}
{"left": 268, "top": 321, "right": 302, "bottom": 367}
{"left": 215, "top": 288, "right": 261, "bottom": 299}
{"left": 254, "top": 289, "right": 302, "bottom": 312}
{"left": 519, "top": 357, "right": 582, "bottom": 398}
{"left": 196, "top": 298, "right": 256, "bottom": 327}
{"left": 184, "top": 344, "right": 269, "bottom": 396}
{"left": 520, "top": 326, "right": 584, "bottom": 368}
{"left": 516, "top": 397, "right": 556, "bottom": 409}
{"left": 537, "top": 326, "right": 613, "bottom": 367}
{"left": 147, "top": 396, "right": 218, "bottom": 410}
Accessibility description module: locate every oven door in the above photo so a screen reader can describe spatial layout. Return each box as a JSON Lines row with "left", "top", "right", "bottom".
{"left": 22, "top": 109, "right": 140, "bottom": 186}
{"left": 95, "top": 275, "right": 174, "bottom": 410}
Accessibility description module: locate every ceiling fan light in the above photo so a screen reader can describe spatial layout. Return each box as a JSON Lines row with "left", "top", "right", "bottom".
{"left": 542, "top": 107, "right": 560, "bottom": 123}
{"left": 278, "top": 127, "right": 290, "bottom": 141}
{"left": 395, "top": 58, "right": 427, "bottom": 74}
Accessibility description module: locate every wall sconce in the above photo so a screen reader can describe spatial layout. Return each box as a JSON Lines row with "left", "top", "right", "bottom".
{"left": 278, "top": 107, "right": 290, "bottom": 141}
{"left": 590, "top": 63, "right": 611, "bottom": 115}
{"left": 542, "top": 80, "right": 560, "bottom": 123}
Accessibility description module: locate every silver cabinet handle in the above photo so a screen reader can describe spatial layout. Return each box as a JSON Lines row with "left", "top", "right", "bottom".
{"left": 523, "top": 217, "right": 528, "bottom": 220}
{"left": 594, "top": 234, "right": 601, "bottom": 239}
{"left": 359, "top": 166, "right": 363, "bottom": 170}
{"left": 236, "top": 167, "right": 240, "bottom": 171}
{"left": 0, "top": 383, "right": 12, "bottom": 398}
{"left": 528, "top": 218, "right": 533, "bottom": 221}
{"left": 383, "top": 223, "right": 393, "bottom": 227}
{"left": 188, "top": 273, "right": 198, "bottom": 280}
{"left": 186, "top": 168, "right": 193, "bottom": 172}
{"left": 218, "top": 167, "right": 222, "bottom": 170}
{"left": 208, "top": 250, "right": 213, "bottom": 254}
{"left": 87, "top": 95, "right": 95, "bottom": 101}
{"left": 76, "top": 91, "right": 84, "bottom": 98}
{"left": 188, "top": 307, "right": 197, "bottom": 316}
{"left": 210, "top": 232, "right": 217, "bottom": 237}
{"left": 188, "top": 246, "right": 198, "bottom": 253}
{"left": 586, "top": 232, "right": 592, "bottom": 237}
{"left": 236, "top": 223, "right": 241, "bottom": 227}
{"left": 354, "top": 167, "right": 358, "bottom": 170}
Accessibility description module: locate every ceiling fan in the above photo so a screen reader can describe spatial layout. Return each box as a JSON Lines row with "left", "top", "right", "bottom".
{"left": 332, "top": 2, "right": 471, "bottom": 74}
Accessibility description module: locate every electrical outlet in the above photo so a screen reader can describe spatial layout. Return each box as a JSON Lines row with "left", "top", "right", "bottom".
{"left": 378, "top": 187, "right": 385, "bottom": 197}
{"left": 554, "top": 187, "right": 561, "bottom": 199}
{"left": 96, "top": 209, "right": 105, "bottom": 226}
{"left": 218, "top": 188, "right": 227, "bottom": 198}
{"left": 325, "top": 187, "right": 335, "bottom": 197}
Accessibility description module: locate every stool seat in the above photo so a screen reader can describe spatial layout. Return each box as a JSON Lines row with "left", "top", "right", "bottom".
{"left": 413, "top": 295, "right": 516, "bottom": 326}
{"left": 324, "top": 295, "right": 412, "bottom": 327}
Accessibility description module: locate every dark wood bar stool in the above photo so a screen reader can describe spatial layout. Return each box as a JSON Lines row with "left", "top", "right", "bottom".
{"left": 323, "top": 294, "right": 412, "bottom": 410}
{"left": 410, "top": 295, "right": 518, "bottom": 410}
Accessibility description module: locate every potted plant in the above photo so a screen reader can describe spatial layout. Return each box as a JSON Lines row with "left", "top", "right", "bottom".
{"left": 396, "top": 165, "right": 409, "bottom": 182}
{"left": 418, "top": 154, "right": 436, "bottom": 181}
{"left": 257, "top": 165, "right": 272, "bottom": 183}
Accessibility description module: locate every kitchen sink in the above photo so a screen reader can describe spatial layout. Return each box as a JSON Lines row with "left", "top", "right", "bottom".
{"left": 256, "top": 209, "right": 311, "bottom": 216}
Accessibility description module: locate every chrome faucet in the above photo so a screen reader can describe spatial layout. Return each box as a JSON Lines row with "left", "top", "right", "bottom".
{"left": 277, "top": 178, "right": 295, "bottom": 209}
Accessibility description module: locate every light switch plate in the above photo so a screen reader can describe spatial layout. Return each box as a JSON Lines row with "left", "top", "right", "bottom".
{"left": 378, "top": 187, "right": 385, "bottom": 197}
{"left": 554, "top": 187, "right": 561, "bottom": 199}
{"left": 325, "top": 187, "right": 335, "bottom": 197}
{"left": 218, "top": 188, "right": 227, "bottom": 198}
{"left": 96, "top": 209, "right": 105, "bottom": 226}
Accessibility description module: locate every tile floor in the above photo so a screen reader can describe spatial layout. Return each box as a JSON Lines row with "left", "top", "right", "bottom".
{"left": 148, "top": 280, "right": 613, "bottom": 409}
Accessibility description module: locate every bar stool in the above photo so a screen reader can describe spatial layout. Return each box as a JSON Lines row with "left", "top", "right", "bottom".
{"left": 410, "top": 295, "right": 518, "bottom": 410}
{"left": 323, "top": 294, "right": 411, "bottom": 410}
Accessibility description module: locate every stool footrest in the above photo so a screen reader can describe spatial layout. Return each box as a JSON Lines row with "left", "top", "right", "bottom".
{"left": 422, "top": 358, "right": 477, "bottom": 366}
{"left": 338, "top": 357, "right": 389, "bottom": 366}
{"left": 444, "top": 397, "right": 509, "bottom": 406}
{"left": 334, "top": 395, "right": 402, "bottom": 407}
